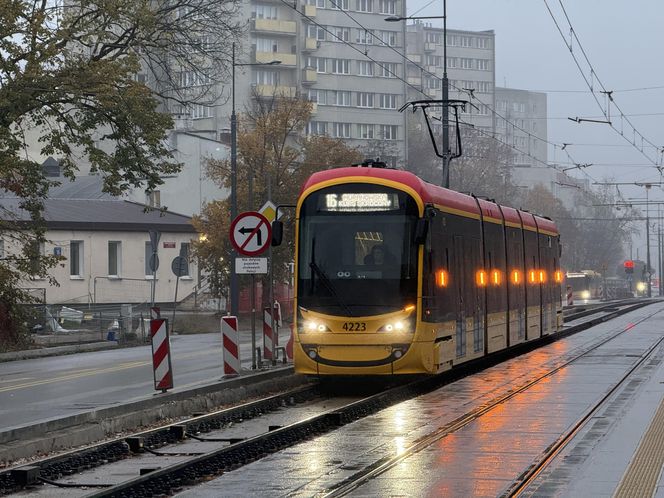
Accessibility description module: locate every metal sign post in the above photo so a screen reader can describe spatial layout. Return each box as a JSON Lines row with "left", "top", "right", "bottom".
{"left": 170, "top": 256, "right": 188, "bottom": 334}
{"left": 148, "top": 230, "right": 161, "bottom": 307}
{"left": 230, "top": 211, "right": 272, "bottom": 369}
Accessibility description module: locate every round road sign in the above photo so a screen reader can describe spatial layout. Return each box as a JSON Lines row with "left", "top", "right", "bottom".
{"left": 230, "top": 211, "right": 272, "bottom": 256}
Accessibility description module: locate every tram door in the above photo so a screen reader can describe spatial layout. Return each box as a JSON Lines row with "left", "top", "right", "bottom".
{"left": 453, "top": 236, "right": 466, "bottom": 358}
{"left": 470, "top": 238, "right": 485, "bottom": 354}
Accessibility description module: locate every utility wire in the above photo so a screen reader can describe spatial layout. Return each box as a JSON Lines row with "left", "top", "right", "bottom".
{"left": 543, "top": 0, "right": 662, "bottom": 167}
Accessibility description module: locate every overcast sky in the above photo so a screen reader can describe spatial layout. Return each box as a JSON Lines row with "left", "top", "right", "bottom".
{"left": 409, "top": 0, "right": 664, "bottom": 208}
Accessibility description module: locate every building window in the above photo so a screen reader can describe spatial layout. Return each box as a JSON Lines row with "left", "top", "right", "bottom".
{"left": 328, "top": 90, "right": 351, "bottom": 106}
{"left": 378, "top": 0, "right": 396, "bottom": 14}
{"left": 308, "top": 89, "right": 325, "bottom": 104}
{"left": 358, "top": 61, "right": 374, "bottom": 76}
{"left": 427, "top": 32, "right": 441, "bottom": 44}
{"left": 377, "top": 30, "right": 397, "bottom": 46}
{"left": 255, "top": 4, "right": 278, "bottom": 19}
{"left": 70, "top": 241, "right": 83, "bottom": 277}
{"left": 357, "top": 92, "right": 374, "bottom": 108}
{"left": 331, "top": 26, "right": 350, "bottom": 42}
{"left": 460, "top": 58, "right": 473, "bottom": 70}
{"left": 307, "top": 121, "right": 327, "bottom": 135}
{"left": 256, "top": 37, "right": 279, "bottom": 53}
{"left": 330, "top": 0, "right": 349, "bottom": 9}
{"left": 355, "top": 29, "right": 374, "bottom": 45}
{"left": 180, "top": 243, "right": 191, "bottom": 277}
{"left": 190, "top": 104, "right": 212, "bottom": 119}
{"left": 255, "top": 69, "right": 280, "bottom": 85}
{"left": 447, "top": 57, "right": 457, "bottom": 69}
{"left": 332, "top": 122, "right": 351, "bottom": 138}
{"left": 307, "top": 24, "right": 326, "bottom": 41}
{"left": 379, "top": 62, "right": 397, "bottom": 78}
{"left": 461, "top": 36, "right": 472, "bottom": 47}
{"left": 330, "top": 58, "right": 350, "bottom": 74}
{"left": 356, "top": 0, "right": 372, "bottom": 12}
{"left": 379, "top": 124, "right": 397, "bottom": 140}
{"left": 477, "top": 81, "right": 493, "bottom": 93}
{"left": 147, "top": 190, "right": 161, "bottom": 208}
{"left": 477, "top": 59, "right": 490, "bottom": 71}
{"left": 477, "top": 37, "right": 490, "bottom": 49}
{"left": 358, "top": 124, "right": 375, "bottom": 139}
{"left": 307, "top": 56, "right": 326, "bottom": 73}
{"left": 108, "top": 241, "right": 121, "bottom": 277}
{"left": 29, "top": 240, "right": 44, "bottom": 274}
{"left": 378, "top": 93, "right": 397, "bottom": 109}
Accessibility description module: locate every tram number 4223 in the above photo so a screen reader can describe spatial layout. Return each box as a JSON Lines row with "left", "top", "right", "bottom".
{"left": 342, "top": 322, "right": 367, "bottom": 331}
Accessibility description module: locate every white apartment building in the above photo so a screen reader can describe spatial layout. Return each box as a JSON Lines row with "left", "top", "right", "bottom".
{"left": 406, "top": 23, "right": 496, "bottom": 136}
{"left": 160, "top": 0, "right": 410, "bottom": 168}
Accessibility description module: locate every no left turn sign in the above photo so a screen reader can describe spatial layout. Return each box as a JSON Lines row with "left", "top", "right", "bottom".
{"left": 230, "top": 211, "right": 272, "bottom": 256}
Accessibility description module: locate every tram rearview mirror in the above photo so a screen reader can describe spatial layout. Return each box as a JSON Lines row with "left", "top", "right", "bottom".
{"left": 271, "top": 220, "right": 283, "bottom": 246}
{"left": 414, "top": 218, "right": 429, "bottom": 245}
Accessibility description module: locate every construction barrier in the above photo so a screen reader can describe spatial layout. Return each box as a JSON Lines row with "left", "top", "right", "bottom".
{"left": 221, "top": 316, "right": 240, "bottom": 376}
{"left": 263, "top": 305, "right": 281, "bottom": 361}
{"left": 150, "top": 318, "right": 173, "bottom": 392}
{"left": 566, "top": 286, "right": 573, "bottom": 306}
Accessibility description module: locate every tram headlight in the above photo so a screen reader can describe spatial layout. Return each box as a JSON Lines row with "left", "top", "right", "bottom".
{"left": 303, "top": 321, "right": 330, "bottom": 332}
{"left": 378, "top": 321, "right": 406, "bottom": 333}
{"left": 636, "top": 282, "right": 646, "bottom": 293}
{"left": 580, "top": 290, "right": 591, "bottom": 300}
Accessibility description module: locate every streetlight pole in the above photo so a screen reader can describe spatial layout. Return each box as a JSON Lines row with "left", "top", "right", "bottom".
{"left": 230, "top": 42, "right": 239, "bottom": 316}
{"left": 385, "top": 7, "right": 449, "bottom": 187}
{"left": 229, "top": 43, "right": 280, "bottom": 316}
{"left": 646, "top": 184, "right": 652, "bottom": 297}
{"left": 441, "top": 0, "right": 450, "bottom": 188}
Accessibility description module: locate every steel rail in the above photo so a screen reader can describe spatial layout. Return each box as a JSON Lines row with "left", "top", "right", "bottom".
{"left": 319, "top": 301, "right": 661, "bottom": 497}
{"left": 85, "top": 301, "right": 657, "bottom": 497}
{"left": 0, "top": 382, "right": 318, "bottom": 495}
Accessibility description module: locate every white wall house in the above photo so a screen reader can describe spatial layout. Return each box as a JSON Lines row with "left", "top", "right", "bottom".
{"left": 1, "top": 198, "right": 198, "bottom": 305}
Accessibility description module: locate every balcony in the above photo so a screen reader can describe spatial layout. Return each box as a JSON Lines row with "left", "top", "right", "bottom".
{"left": 302, "top": 68, "right": 317, "bottom": 85}
{"left": 424, "top": 42, "right": 436, "bottom": 52}
{"left": 256, "top": 51, "right": 296, "bottom": 66}
{"left": 310, "top": 102, "right": 318, "bottom": 114}
{"left": 408, "top": 54, "right": 421, "bottom": 64}
{"left": 303, "top": 4, "right": 316, "bottom": 16}
{"left": 253, "top": 19, "right": 297, "bottom": 35}
{"left": 254, "top": 84, "right": 297, "bottom": 98}
{"left": 407, "top": 76, "right": 422, "bottom": 86}
{"left": 302, "top": 37, "right": 319, "bottom": 52}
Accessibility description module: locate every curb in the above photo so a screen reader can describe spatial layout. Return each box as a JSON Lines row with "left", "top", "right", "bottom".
{"left": 0, "top": 366, "right": 304, "bottom": 465}
{"left": 0, "top": 341, "right": 120, "bottom": 363}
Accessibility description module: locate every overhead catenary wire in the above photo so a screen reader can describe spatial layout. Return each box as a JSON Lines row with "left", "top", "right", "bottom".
{"left": 543, "top": 0, "right": 662, "bottom": 168}
{"left": 280, "top": 0, "right": 559, "bottom": 173}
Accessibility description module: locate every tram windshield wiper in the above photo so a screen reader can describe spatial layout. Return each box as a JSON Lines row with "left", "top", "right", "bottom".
{"left": 309, "top": 261, "right": 355, "bottom": 317}
{"left": 310, "top": 238, "right": 354, "bottom": 317}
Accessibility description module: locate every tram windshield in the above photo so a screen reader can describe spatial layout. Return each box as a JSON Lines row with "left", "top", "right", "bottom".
{"left": 297, "top": 184, "right": 420, "bottom": 316}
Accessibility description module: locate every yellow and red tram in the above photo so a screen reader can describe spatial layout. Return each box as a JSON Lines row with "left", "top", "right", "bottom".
{"left": 292, "top": 165, "right": 563, "bottom": 375}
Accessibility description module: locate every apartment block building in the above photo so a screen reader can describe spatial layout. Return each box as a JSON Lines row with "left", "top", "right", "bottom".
{"left": 495, "top": 87, "right": 548, "bottom": 168}
{"left": 405, "top": 23, "right": 496, "bottom": 136}
{"left": 157, "top": 0, "right": 409, "bottom": 169}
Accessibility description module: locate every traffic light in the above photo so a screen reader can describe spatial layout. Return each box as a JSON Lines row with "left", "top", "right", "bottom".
{"left": 624, "top": 260, "right": 634, "bottom": 274}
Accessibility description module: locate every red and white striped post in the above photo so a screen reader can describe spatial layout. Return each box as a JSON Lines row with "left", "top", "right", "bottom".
{"left": 566, "top": 285, "right": 573, "bottom": 306}
{"left": 221, "top": 316, "right": 240, "bottom": 376}
{"left": 150, "top": 318, "right": 173, "bottom": 392}
{"left": 263, "top": 307, "right": 275, "bottom": 361}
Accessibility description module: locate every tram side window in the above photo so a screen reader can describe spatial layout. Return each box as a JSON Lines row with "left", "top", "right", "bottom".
{"left": 428, "top": 212, "right": 455, "bottom": 322}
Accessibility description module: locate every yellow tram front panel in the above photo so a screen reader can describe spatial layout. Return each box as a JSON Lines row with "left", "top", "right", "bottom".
{"left": 294, "top": 307, "right": 436, "bottom": 375}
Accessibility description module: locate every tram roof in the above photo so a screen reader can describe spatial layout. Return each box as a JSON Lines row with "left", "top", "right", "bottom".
{"left": 302, "top": 167, "right": 558, "bottom": 235}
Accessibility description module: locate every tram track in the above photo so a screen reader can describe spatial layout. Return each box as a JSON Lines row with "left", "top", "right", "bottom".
{"left": 0, "top": 298, "right": 654, "bottom": 496}
{"left": 317, "top": 301, "right": 663, "bottom": 497}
